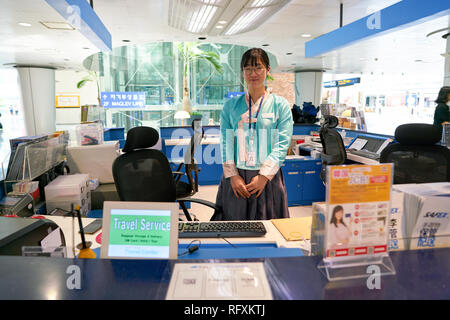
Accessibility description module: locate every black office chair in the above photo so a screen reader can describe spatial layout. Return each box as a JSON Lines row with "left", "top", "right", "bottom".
{"left": 172, "top": 119, "right": 204, "bottom": 200}
{"left": 112, "top": 126, "right": 218, "bottom": 221}
{"left": 380, "top": 123, "right": 450, "bottom": 183}
{"left": 319, "top": 115, "right": 347, "bottom": 183}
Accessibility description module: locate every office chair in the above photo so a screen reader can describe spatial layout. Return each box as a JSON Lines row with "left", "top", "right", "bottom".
{"left": 319, "top": 115, "right": 347, "bottom": 183}
{"left": 112, "top": 126, "right": 218, "bottom": 221}
{"left": 172, "top": 119, "right": 204, "bottom": 200}
{"left": 380, "top": 123, "right": 450, "bottom": 183}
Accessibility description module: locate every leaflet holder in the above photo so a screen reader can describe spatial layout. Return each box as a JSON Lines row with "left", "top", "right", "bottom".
{"left": 317, "top": 253, "right": 395, "bottom": 282}
{"left": 317, "top": 164, "right": 396, "bottom": 281}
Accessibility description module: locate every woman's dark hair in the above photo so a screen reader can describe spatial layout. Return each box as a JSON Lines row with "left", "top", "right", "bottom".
{"left": 240, "top": 48, "right": 270, "bottom": 71}
{"left": 330, "top": 205, "right": 346, "bottom": 228}
{"left": 435, "top": 86, "right": 450, "bottom": 104}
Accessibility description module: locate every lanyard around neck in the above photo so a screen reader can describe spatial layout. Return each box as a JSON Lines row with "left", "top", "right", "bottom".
{"left": 248, "top": 94, "right": 264, "bottom": 132}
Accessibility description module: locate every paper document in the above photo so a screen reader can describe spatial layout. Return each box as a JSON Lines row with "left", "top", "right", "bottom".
{"left": 271, "top": 217, "right": 312, "bottom": 241}
{"left": 166, "top": 262, "right": 273, "bottom": 300}
{"left": 349, "top": 138, "right": 368, "bottom": 150}
{"left": 40, "top": 227, "right": 62, "bottom": 252}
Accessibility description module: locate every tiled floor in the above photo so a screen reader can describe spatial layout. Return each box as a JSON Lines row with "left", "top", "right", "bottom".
{"left": 183, "top": 184, "right": 313, "bottom": 221}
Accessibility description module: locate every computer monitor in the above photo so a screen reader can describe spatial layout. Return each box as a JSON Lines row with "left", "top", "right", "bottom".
{"left": 100, "top": 201, "right": 179, "bottom": 259}
{"left": 348, "top": 135, "right": 391, "bottom": 154}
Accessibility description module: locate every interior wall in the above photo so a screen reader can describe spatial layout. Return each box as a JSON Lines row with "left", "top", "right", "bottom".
{"left": 55, "top": 70, "right": 99, "bottom": 124}
{"left": 269, "top": 72, "right": 295, "bottom": 106}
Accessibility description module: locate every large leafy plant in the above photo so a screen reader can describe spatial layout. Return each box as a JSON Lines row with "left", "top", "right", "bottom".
{"left": 77, "top": 71, "right": 101, "bottom": 105}
{"left": 176, "top": 42, "right": 224, "bottom": 113}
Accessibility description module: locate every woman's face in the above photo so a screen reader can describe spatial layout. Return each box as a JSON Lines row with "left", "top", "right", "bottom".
{"left": 243, "top": 58, "right": 269, "bottom": 88}
{"left": 335, "top": 209, "right": 344, "bottom": 221}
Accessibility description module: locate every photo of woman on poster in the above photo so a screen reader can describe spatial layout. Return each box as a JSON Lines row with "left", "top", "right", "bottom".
{"left": 329, "top": 205, "right": 352, "bottom": 246}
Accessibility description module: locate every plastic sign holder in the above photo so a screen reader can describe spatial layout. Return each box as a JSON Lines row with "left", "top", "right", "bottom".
{"left": 317, "top": 164, "right": 396, "bottom": 281}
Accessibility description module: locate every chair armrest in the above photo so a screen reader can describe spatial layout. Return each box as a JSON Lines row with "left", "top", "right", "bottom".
{"left": 177, "top": 197, "right": 219, "bottom": 211}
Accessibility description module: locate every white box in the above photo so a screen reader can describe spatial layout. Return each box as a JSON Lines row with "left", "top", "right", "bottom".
{"left": 66, "top": 141, "right": 120, "bottom": 184}
{"left": 45, "top": 174, "right": 90, "bottom": 201}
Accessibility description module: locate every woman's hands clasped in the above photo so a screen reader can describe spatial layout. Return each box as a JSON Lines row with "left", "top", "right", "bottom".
{"left": 230, "top": 175, "right": 268, "bottom": 199}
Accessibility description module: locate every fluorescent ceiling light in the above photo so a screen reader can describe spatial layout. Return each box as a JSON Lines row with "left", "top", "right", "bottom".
{"left": 216, "top": 25, "right": 224, "bottom": 28}
{"left": 168, "top": 0, "right": 289, "bottom": 36}
{"left": 40, "top": 21, "right": 75, "bottom": 30}
{"left": 169, "top": 0, "right": 226, "bottom": 34}
{"left": 188, "top": 4, "right": 218, "bottom": 33}
{"left": 18, "top": 22, "right": 32, "bottom": 27}
{"left": 301, "top": 34, "right": 311, "bottom": 38}
{"left": 224, "top": 0, "right": 290, "bottom": 36}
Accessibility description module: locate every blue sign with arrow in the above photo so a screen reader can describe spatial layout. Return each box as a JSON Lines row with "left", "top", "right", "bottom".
{"left": 101, "top": 92, "right": 146, "bottom": 108}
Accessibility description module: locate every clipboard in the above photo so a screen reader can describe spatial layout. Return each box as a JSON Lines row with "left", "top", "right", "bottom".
{"left": 271, "top": 217, "right": 312, "bottom": 241}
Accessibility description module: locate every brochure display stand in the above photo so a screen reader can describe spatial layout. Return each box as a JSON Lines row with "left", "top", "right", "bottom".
{"left": 317, "top": 164, "right": 396, "bottom": 281}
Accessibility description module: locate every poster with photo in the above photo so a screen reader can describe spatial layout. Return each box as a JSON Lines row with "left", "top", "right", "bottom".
{"left": 325, "top": 164, "right": 393, "bottom": 259}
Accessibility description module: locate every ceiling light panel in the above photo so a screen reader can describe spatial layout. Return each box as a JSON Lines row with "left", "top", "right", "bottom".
{"left": 168, "top": 0, "right": 228, "bottom": 34}
{"left": 224, "top": 0, "right": 290, "bottom": 36}
{"left": 40, "top": 21, "right": 75, "bottom": 30}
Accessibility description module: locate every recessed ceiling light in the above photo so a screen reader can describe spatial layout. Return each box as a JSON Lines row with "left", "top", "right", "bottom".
{"left": 218, "top": 20, "right": 227, "bottom": 24}
{"left": 262, "top": 44, "right": 269, "bottom": 47}
{"left": 122, "top": 40, "right": 131, "bottom": 42}
{"left": 215, "top": 25, "right": 224, "bottom": 29}
{"left": 198, "top": 37, "right": 207, "bottom": 40}
{"left": 286, "top": 52, "right": 293, "bottom": 55}
{"left": 40, "top": 21, "right": 75, "bottom": 30}
{"left": 301, "top": 34, "right": 311, "bottom": 38}
{"left": 18, "top": 22, "right": 32, "bottom": 27}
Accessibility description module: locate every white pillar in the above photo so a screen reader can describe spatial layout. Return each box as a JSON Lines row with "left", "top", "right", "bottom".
{"left": 295, "top": 70, "right": 323, "bottom": 107}
{"left": 17, "top": 67, "right": 56, "bottom": 136}
{"left": 444, "top": 36, "right": 450, "bottom": 86}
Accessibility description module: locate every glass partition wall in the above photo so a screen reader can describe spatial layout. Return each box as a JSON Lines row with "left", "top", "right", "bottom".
{"left": 83, "top": 42, "right": 278, "bottom": 132}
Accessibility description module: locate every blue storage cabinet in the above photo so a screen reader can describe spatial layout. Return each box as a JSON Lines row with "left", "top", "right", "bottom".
{"left": 104, "top": 127, "right": 125, "bottom": 149}
{"left": 281, "top": 158, "right": 325, "bottom": 206}
{"left": 164, "top": 143, "right": 223, "bottom": 185}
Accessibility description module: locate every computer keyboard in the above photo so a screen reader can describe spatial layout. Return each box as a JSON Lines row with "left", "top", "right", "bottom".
{"left": 348, "top": 149, "right": 380, "bottom": 160}
{"left": 178, "top": 221, "right": 267, "bottom": 238}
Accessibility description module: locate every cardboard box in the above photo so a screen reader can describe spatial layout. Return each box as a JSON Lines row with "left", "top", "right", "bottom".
{"left": 66, "top": 141, "right": 120, "bottom": 184}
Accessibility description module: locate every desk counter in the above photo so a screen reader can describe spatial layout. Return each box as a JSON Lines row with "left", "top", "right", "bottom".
{"left": 1, "top": 247, "right": 449, "bottom": 299}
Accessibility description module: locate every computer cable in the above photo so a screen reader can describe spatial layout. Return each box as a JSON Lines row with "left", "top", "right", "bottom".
{"left": 222, "top": 238, "right": 237, "bottom": 248}
{"left": 178, "top": 239, "right": 201, "bottom": 257}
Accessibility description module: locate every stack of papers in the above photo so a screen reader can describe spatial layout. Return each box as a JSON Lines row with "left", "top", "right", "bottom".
{"left": 392, "top": 183, "right": 450, "bottom": 249}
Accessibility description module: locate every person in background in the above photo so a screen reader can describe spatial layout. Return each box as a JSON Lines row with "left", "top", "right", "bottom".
{"left": 433, "top": 86, "right": 450, "bottom": 127}
{"left": 211, "top": 48, "right": 293, "bottom": 221}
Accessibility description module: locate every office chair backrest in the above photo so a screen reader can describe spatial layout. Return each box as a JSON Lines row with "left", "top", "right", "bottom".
{"left": 113, "top": 126, "right": 176, "bottom": 202}
{"left": 319, "top": 115, "right": 347, "bottom": 183}
{"left": 380, "top": 123, "right": 450, "bottom": 183}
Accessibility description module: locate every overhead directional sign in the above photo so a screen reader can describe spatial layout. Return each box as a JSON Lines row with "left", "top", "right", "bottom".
{"left": 324, "top": 78, "right": 360, "bottom": 88}
{"left": 101, "top": 92, "right": 146, "bottom": 108}
{"left": 305, "top": 0, "right": 450, "bottom": 57}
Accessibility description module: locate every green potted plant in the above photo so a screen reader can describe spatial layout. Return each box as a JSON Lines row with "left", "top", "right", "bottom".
{"left": 76, "top": 70, "right": 101, "bottom": 106}
{"left": 176, "top": 42, "right": 224, "bottom": 114}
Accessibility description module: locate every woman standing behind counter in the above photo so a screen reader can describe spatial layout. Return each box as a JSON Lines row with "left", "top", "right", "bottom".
{"left": 433, "top": 86, "right": 450, "bottom": 128}
{"left": 211, "top": 48, "right": 293, "bottom": 221}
